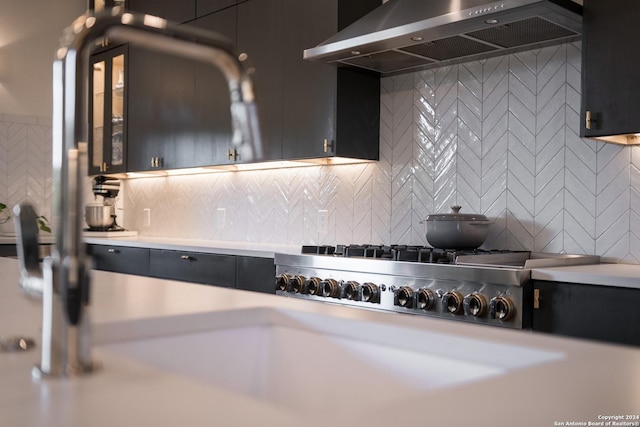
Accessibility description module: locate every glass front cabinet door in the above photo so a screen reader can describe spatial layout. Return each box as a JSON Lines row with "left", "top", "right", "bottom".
{"left": 90, "top": 46, "right": 127, "bottom": 174}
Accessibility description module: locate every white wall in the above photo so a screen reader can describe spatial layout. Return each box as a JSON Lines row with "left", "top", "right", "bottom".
{"left": 0, "top": 0, "right": 86, "bottom": 117}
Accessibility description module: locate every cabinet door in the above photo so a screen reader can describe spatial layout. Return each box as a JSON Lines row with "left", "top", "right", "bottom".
{"left": 128, "top": 0, "right": 196, "bottom": 23}
{"left": 127, "top": 45, "right": 200, "bottom": 172}
{"left": 237, "top": 0, "right": 283, "bottom": 161}
{"left": 236, "top": 256, "right": 275, "bottom": 294}
{"left": 282, "top": 0, "right": 338, "bottom": 159}
{"left": 197, "top": 0, "right": 236, "bottom": 18}
{"left": 532, "top": 281, "right": 640, "bottom": 346}
{"left": 149, "top": 249, "right": 236, "bottom": 288}
{"left": 89, "top": 46, "right": 127, "bottom": 175}
{"left": 581, "top": 0, "right": 640, "bottom": 137}
{"left": 281, "top": 0, "right": 380, "bottom": 161}
{"left": 88, "top": 244, "right": 150, "bottom": 276}
{"left": 193, "top": 8, "right": 238, "bottom": 166}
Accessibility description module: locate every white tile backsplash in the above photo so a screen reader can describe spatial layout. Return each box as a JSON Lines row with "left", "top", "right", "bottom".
{"left": 121, "top": 42, "right": 640, "bottom": 262}
{"left": 0, "top": 114, "right": 53, "bottom": 229}
{"left": 4, "top": 42, "right": 640, "bottom": 263}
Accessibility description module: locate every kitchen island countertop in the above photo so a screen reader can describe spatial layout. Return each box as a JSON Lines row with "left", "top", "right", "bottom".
{"left": 0, "top": 256, "right": 638, "bottom": 427}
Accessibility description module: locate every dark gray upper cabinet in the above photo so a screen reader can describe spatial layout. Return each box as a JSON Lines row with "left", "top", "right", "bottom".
{"left": 124, "top": 0, "right": 380, "bottom": 172}
{"left": 196, "top": 0, "right": 237, "bottom": 18}
{"left": 192, "top": 7, "right": 238, "bottom": 166}
{"left": 127, "top": 0, "right": 196, "bottom": 23}
{"left": 89, "top": 45, "right": 128, "bottom": 175}
{"left": 127, "top": 46, "right": 204, "bottom": 171}
{"left": 282, "top": 0, "right": 380, "bottom": 160}
{"left": 237, "top": 0, "right": 283, "bottom": 161}
{"left": 581, "top": 0, "right": 640, "bottom": 140}
{"left": 195, "top": 0, "right": 283, "bottom": 163}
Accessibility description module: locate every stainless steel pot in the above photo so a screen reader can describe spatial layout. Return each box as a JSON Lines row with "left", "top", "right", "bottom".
{"left": 85, "top": 204, "right": 115, "bottom": 230}
{"left": 424, "top": 206, "right": 491, "bottom": 249}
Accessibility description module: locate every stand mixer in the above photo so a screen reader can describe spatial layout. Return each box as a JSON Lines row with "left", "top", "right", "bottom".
{"left": 85, "top": 176, "right": 123, "bottom": 231}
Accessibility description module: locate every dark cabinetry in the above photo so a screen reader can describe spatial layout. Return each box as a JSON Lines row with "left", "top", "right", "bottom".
{"left": 89, "top": 45, "right": 127, "bottom": 175}
{"left": 87, "top": 244, "right": 275, "bottom": 293}
{"left": 196, "top": 0, "right": 237, "bottom": 18}
{"left": 282, "top": 0, "right": 380, "bottom": 160}
{"left": 127, "top": 47, "right": 206, "bottom": 171}
{"left": 236, "top": 256, "right": 276, "bottom": 293}
{"left": 532, "top": 280, "right": 640, "bottom": 346}
{"left": 128, "top": 0, "right": 196, "bottom": 23}
{"left": 581, "top": 0, "right": 640, "bottom": 142}
{"left": 149, "top": 249, "right": 236, "bottom": 288}
{"left": 88, "top": 244, "right": 150, "bottom": 276}
{"left": 120, "top": 0, "right": 379, "bottom": 172}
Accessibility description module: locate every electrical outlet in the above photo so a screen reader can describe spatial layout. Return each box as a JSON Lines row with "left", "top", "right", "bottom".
{"left": 318, "top": 209, "right": 329, "bottom": 233}
{"left": 216, "top": 208, "right": 226, "bottom": 229}
{"left": 143, "top": 208, "right": 151, "bottom": 227}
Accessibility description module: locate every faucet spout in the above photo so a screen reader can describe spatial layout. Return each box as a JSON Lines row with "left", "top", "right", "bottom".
{"left": 16, "top": 8, "right": 263, "bottom": 378}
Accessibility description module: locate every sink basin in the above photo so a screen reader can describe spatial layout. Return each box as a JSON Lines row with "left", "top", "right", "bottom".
{"left": 98, "top": 307, "right": 563, "bottom": 415}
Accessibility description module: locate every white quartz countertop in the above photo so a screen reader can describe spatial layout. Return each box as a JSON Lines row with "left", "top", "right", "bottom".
{"left": 533, "top": 263, "right": 640, "bottom": 289}
{"left": 1, "top": 257, "right": 639, "bottom": 426}
{"left": 83, "top": 235, "right": 300, "bottom": 258}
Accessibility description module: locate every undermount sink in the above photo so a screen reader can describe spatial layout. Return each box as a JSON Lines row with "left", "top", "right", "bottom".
{"left": 98, "top": 307, "right": 564, "bottom": 415}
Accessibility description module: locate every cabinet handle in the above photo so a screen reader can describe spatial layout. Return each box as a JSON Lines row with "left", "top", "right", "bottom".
{"left": 101, "top": 162, "right": 108, "bottom": 172}
{"left": 107, "top": 248, "right": 120, "bottom": 254}
{"left": 533, "top": 288, "right": 541, "bottom": 309}
{"left": 150, "top": 157, "right": 164, "bottom": 168}
{"left": 180, "top": 255, "right": 192, "bottom": 261}
{"left": 585, "top": 110, "right": 596, "bottom": 130}
{"left": 226, "top": 149, "right": 238, "bottom": 161}
{"left": 323, "top": 139, "right": 333, "bottom": 153}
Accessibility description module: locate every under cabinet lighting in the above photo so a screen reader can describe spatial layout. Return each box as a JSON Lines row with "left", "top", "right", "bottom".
{"left": 122, "top": 157, "right": 375, "bottom": 179}
{"left": 593, "top": 134, "right": 640, "bottom": 145}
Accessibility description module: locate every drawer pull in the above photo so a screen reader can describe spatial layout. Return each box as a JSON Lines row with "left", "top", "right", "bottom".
{"left": 180, "top": 255, "right": 192, "bottom": 261}
{"left": 107, "top": 248, "right": 120, "bottom": 254}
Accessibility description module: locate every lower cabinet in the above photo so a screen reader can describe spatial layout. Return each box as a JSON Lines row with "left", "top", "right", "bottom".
{"left": 87, "top": 244, "right": 275, "bottom": 294}
{"left": 149, "top": 249, "right": 236, "bottom": 288}
{"left": 88, "top": 245, "right": 150, "bottom": 276}
{"left": 236, "top": 256, "right": 276, "bottom": 294}
{"left": 532, "top": 280, "right": 640, "bottom": 346}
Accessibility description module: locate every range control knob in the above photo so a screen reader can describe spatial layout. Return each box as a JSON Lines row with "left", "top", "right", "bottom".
{"left": 463, "top": 293, "right": 488, "bottom": 317}
{"left": 303, "top": 277, "right": 321, "bottom": 295}
{"left": 490, "top": 296, "right": 516, "bottom": 321}
{"left": 361, "top": 282, "right": 380, "bottom": 303}
{"left": 442, "top": 290, "right": 464, "bottom": 314}
{"left": 416, "top": 288, "right": 436, "bottom": 310}
{"left": 320, "top": 278, "right": 340, "bottom": 298}
{"left": 288, "top": 275, "right": 306, "bottom": 294}
{"left": 275, "top": 274, "right": 291, "bottom": 292}
{"left": 395, "top": 286, "right": 414, "bottom": 308}
{"left": 343, "top": 281, "right": 360, "bottom": 300}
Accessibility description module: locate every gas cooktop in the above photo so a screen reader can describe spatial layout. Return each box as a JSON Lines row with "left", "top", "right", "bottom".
{"left": 275, "top": 245, "right": 601, "bottom": 329}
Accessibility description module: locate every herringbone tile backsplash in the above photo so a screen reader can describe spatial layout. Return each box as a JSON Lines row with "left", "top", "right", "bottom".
{"left": 3, "top": 42, "right": 640, "bottom": 262}
{"left": 0, "top": 114, "right": 53, "bottom": 228}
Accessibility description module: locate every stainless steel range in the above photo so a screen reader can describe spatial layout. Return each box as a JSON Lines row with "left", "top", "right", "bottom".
{"left": 275, "top": 246, "right": 600, "bottom": 329}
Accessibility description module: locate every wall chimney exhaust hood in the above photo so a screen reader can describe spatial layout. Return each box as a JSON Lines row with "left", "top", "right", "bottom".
{"left": 304, "top": 0, "right": 583, "bottom": 75}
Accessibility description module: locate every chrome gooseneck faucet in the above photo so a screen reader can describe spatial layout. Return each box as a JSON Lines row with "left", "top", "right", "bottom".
{"left": 14, "top": 8, "right": 262, "bottom": 378}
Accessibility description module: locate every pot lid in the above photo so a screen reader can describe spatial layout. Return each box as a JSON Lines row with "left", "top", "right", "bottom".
{"left": 425, "top": 205, "right": 488, "bottom": 221}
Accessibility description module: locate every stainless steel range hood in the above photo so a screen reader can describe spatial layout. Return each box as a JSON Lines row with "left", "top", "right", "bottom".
{"left": 304, "top": 0, "right": 583, "bottom": 75}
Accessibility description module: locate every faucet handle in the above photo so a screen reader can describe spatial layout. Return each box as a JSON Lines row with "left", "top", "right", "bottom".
{"left": 13, "top": 204, "right": 44, "bottom": 298}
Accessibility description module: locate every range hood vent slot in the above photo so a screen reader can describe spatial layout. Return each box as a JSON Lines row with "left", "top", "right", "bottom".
{"left": 467, "top": 16, "right": 578, "bottom": 48}
{"left": 399, "top": 35, "right": 498, "bottom": 61}
{"left": 305, "top": 0, "right": 583, "bottom": 76}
